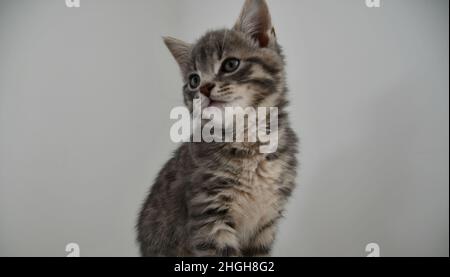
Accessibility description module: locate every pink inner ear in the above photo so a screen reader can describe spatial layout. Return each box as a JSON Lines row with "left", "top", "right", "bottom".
{"left": 257, "top": 33, "right": 270, "bottom": 48}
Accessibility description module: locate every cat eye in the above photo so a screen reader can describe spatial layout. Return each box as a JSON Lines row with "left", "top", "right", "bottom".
{"left": 189, "top": 74, "right": 201, "bottom": 89}
{"left": 221, "top": 58, "right": 240, "bottom": 73}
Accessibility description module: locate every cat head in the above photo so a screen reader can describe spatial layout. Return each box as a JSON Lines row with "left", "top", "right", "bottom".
{"left": 163, "top": 0, "right": 286, "bottom": 113}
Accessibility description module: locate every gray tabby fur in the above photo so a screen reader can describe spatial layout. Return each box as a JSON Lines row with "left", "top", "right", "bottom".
{"left": 137, "top": 0, "right": 298, "bottom": 257}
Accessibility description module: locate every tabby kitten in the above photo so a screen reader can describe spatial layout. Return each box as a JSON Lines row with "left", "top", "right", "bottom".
{"left": 137, "top": 0, "right": 298, "bottom": 257}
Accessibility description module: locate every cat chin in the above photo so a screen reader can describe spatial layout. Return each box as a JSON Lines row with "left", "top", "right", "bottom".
{"left": 208, "top": 100, "right": 228, "bottom": 108}
{"left": 202, "top": 101, "right": 235, "bottom": 112}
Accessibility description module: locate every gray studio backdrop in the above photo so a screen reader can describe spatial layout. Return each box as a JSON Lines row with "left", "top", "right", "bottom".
{"left": 0, "top": 0, "right": 448, "bottom": 257}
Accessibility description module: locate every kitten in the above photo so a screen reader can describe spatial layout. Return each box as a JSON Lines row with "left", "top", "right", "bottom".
{"left": 137, "top": 0, "right": 298, "bottom": 257}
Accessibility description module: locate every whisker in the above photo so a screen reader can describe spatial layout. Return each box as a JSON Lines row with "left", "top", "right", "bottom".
{"left": 221, "top": 92, "right": 233, "bottom": 97}
{"left": 218, "top": 88, "right": 231, "bottom": 93}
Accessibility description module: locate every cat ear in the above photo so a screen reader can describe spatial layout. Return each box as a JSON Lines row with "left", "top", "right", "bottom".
{"left": 163, "top": 36, "right": 192, "bottom": 74}
{"left": 233, "top": 0, "right": 276, "bottom": 48}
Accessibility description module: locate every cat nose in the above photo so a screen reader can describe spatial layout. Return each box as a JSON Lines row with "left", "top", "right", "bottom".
{"left": 199, "top": 83, "right": 216, "bottom": 98}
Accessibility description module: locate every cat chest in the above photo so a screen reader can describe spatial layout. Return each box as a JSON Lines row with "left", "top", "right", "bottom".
{"left": 229, "top": 158, "right": 283, "bottom": 242}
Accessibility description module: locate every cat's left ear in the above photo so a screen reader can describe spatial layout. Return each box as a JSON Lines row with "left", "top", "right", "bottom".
{"left": 163, "top": 36, "right": 192, "bottom": 74}
{"left": 233, "top": 0, "right": 276, "bottom": 48}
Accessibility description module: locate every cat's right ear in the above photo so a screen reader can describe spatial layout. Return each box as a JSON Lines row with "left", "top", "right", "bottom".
{"left": 163, "top": 36, "right": 192, "bottom": 75}
{"left": 233, "top": 0, "right": 275, "bottom": 48}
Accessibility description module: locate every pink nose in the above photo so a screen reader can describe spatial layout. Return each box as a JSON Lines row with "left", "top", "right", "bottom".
{"left": 200, "top": 83, "right": 216, "bottom": 97}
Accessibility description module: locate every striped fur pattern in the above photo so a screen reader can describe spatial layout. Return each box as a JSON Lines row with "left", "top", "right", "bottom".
{"left": 137, "top": 0, "right": 298, "bottom": 257}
